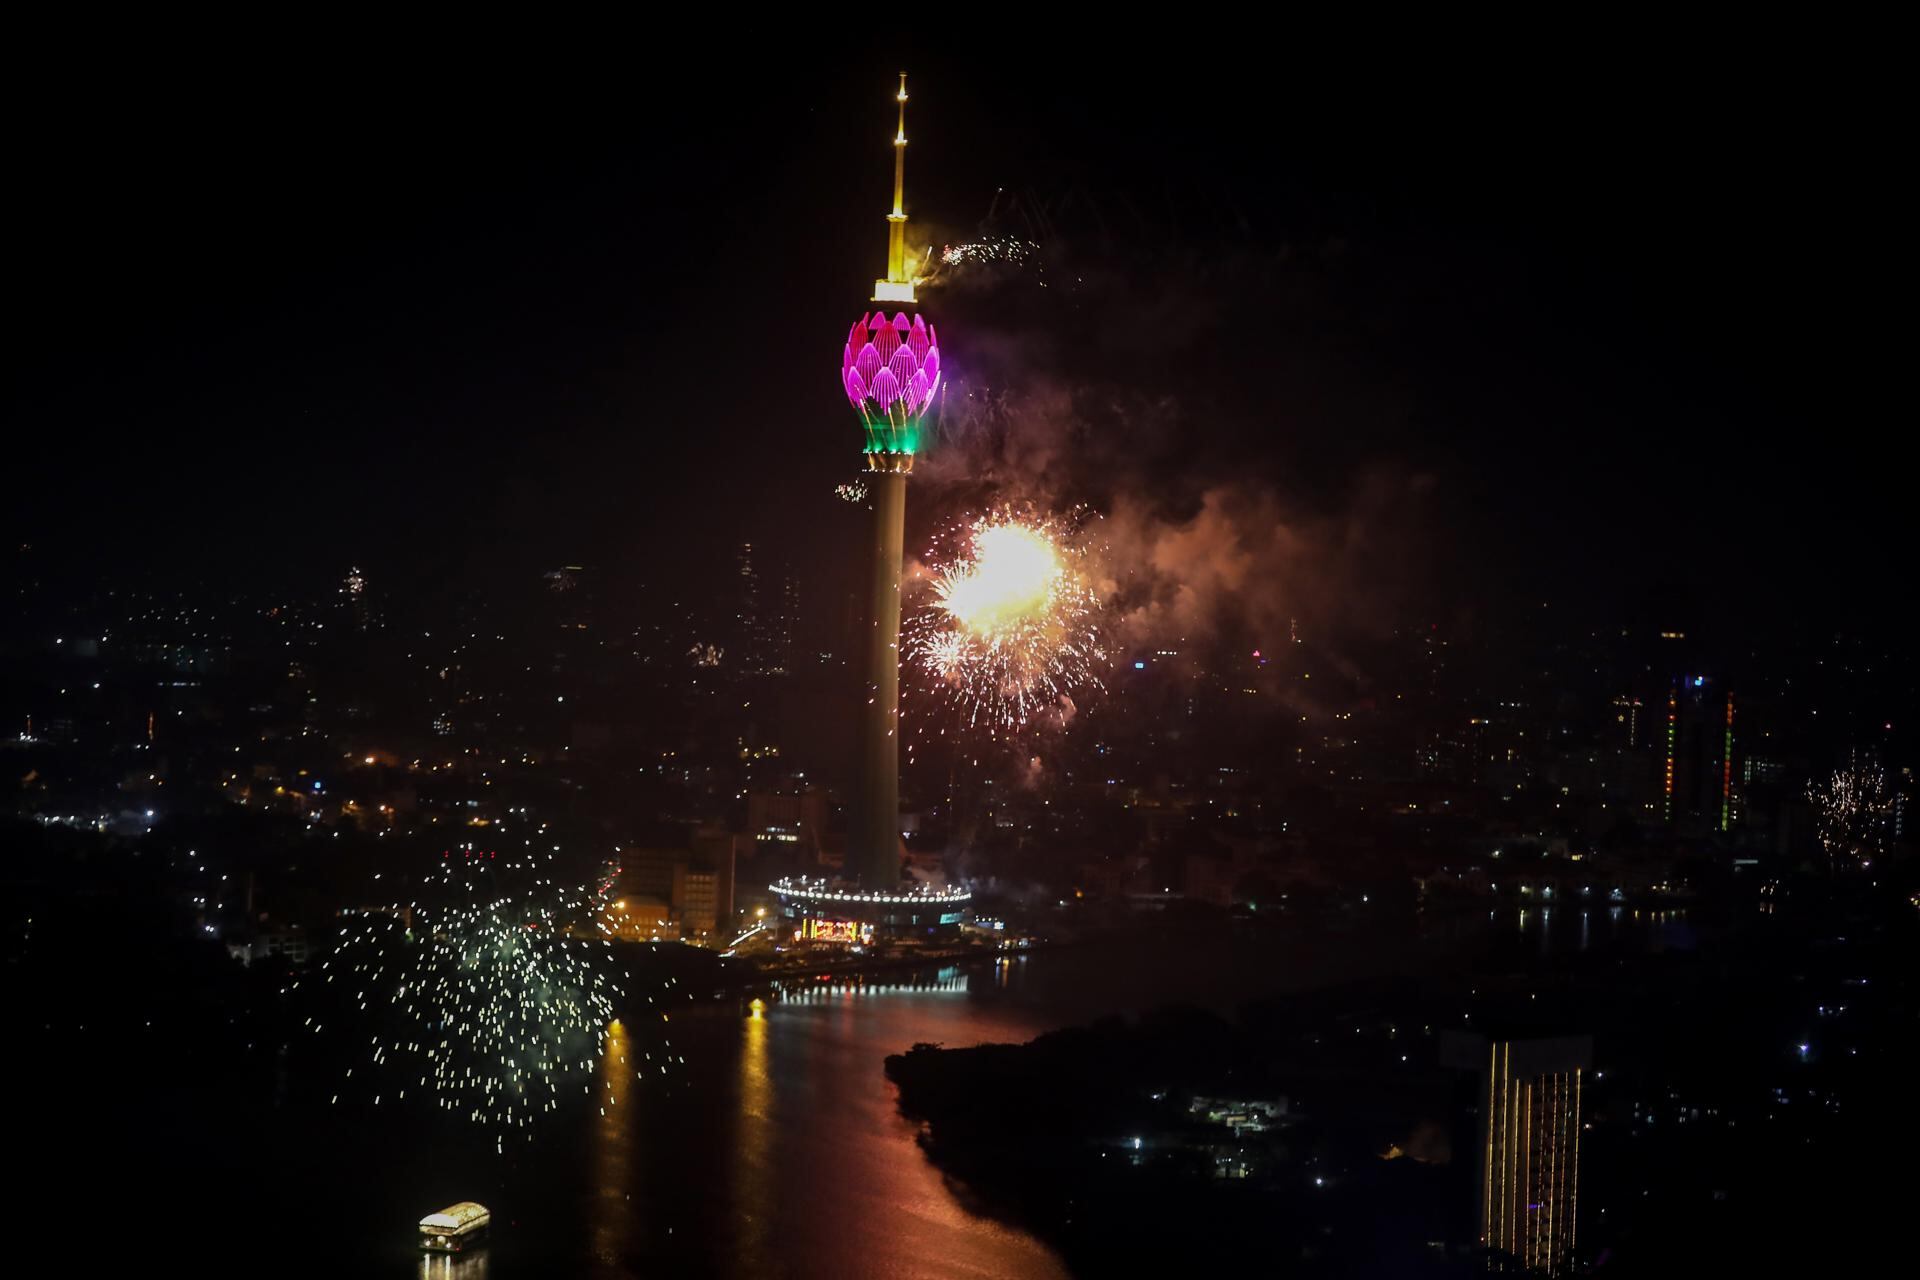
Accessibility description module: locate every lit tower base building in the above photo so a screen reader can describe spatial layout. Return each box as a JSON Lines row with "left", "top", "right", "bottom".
{"left": 771, "top": 875, "right": 971, "bottom": 946}
{"left": 770, "top": 73, "right": 968, "bottom": 945}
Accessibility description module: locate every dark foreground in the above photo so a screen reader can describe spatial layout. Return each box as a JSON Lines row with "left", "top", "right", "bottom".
{"left": 888, "top": 890, "right": 1920, "bottom": 1275}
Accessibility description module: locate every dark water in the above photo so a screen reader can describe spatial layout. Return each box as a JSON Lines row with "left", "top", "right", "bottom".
{"left": 26, "top": 907, "right": 1693, "bottom": 1277}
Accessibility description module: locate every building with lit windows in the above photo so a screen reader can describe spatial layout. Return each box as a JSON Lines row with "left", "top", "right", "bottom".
{"left": 614, "top": 826, "right": 738, "bottom": 944}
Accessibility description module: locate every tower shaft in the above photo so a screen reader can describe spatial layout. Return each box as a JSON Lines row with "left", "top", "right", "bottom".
{"left": 853, "top": 468, "right": 906, "bottom": 887}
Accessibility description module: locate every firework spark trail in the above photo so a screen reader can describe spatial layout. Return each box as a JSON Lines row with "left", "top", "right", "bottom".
{"left": 1808, "top": 753, "right": 1896, "bottom": 869}
{"left": 919, "top": 238, "right": 1044, "bottom": 295}
{"left": 904, "top": 510, "right": 1106, "bottom": 735}
{"left": 296, "top": 839, "right": 672, "bottom": 1147}
{"left": 938, "top": 237, "right": 1038, "bottom": 269}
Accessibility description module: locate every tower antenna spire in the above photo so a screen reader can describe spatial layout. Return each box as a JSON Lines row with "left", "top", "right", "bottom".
{"left": 875, "top": 72, "right": 916, "bottom": 303}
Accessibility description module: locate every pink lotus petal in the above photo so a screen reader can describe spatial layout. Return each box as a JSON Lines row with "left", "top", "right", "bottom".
{"left": 888, "top": 344, "right": 918, "bottom": 384}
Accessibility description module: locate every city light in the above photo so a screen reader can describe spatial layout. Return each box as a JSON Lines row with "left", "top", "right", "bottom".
{"left": 770, "top": 876, "right": 971, "bottom": 907}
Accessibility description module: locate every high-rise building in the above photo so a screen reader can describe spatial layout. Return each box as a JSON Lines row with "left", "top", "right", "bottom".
{"left": 544, "top": 565, "right": 594, "bottom": 632}
{"left": 775, "top": 573, "right": 798, "bottom": 672}
{"left": 1471, "top": 1034, "right": 1591, "bottom": 1275}
{"left": 1662, "top": 676, "right": 1737, "bottom": 831}
{"left": 735, "top": 542, "right": 796, "bottom": 678}
{"left": 735, "top": 541, "right": 758, "bottom": 659}
{"left": 543, "top": 564, "right": 596, "bottom": 680}
{"left": 1413, "top": 623, "right": 1459, "bottom": 777}
{"left": 1611, "top": 695, "right": 1643, "bottom": 750}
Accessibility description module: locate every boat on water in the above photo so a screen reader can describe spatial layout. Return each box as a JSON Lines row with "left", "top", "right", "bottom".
{"left": 419, "top": 1202, "right": 491, "bottom": 1252}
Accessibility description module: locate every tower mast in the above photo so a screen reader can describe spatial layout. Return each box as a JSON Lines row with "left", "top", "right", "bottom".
{"left": 875, "top": 72, "right": 917, "bottom": 304}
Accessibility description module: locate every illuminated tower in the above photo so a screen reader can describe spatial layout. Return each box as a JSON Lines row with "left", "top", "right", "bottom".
{"left": 841, "top": 73, "right": 939, "bottom": 889}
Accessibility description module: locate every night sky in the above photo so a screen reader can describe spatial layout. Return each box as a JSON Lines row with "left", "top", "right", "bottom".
{"left": 7, "top": 39, "right": 1900, "bottom": 638}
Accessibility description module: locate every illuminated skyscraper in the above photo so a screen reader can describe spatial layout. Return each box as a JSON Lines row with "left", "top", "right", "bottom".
{"left": 1662, "top": 676, "right": 1737, "bottom": 831}
{"left": 1477, "top": 1035, "right": 1590, "bottom": 1275}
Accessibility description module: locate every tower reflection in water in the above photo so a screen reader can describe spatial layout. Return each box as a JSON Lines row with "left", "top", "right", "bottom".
{"left": 732, "top": 997, "right": 773, "bottom": 1271}
{"left": 589, "top": 1018, "right": 634, "bottom": 1267}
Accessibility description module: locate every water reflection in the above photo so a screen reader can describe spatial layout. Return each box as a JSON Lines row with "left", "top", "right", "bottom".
{"left": 744, "top": 962, "right": 1070, "bottom": 1280}
{"left": 1446, "top": 902, "right": 1686, "bottom": 954}
{"left": 419, "top": 1250, "right": 490, "bottom": 1280}
{"left": 590, "top": 1019, "right": 634, "bottom": 1267}
{"left": 772, "top": 966, "right": 972, "bottom": 1005}
{"left": 731, "top": 999, "right": 773, "bottom": 1272}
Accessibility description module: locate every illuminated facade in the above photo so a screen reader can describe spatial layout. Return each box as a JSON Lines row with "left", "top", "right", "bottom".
{"left": 1478, "top": 1036, "right": 1590, "bottom": 1276}
{"left": 1663, "top": 686, "right": 1676, "bottom": 822}
{"left": 798, "top": 917, "right": 875, "bottom": 945}
{"left": 770, "top": 875, "right": 968, "bottom": 942}
{"left": 1662, "top": 676, "right": 1738, "bottom": 832}
{"left": 843, "top": 74, "right": 940, "bottom": 891}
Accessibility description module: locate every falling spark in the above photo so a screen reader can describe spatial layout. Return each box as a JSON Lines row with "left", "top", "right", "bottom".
{"left": 1808, "top": 753, "right": 1895, "bottom": 869}
{"left": 311, "top": 840, "right": 644, "bottom": 1142}
{"left": 939, "top": 238, "right": 1038, "bottom": 269}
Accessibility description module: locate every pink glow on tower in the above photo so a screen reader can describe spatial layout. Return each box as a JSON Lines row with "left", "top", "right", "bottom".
{"left": 842, "top": 311, "right": 940, "bottom": 422}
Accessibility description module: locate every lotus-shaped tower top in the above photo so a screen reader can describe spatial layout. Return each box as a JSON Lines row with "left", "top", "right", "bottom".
{"left": 843, "top": 310, "right": 939, "bottom": 463}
